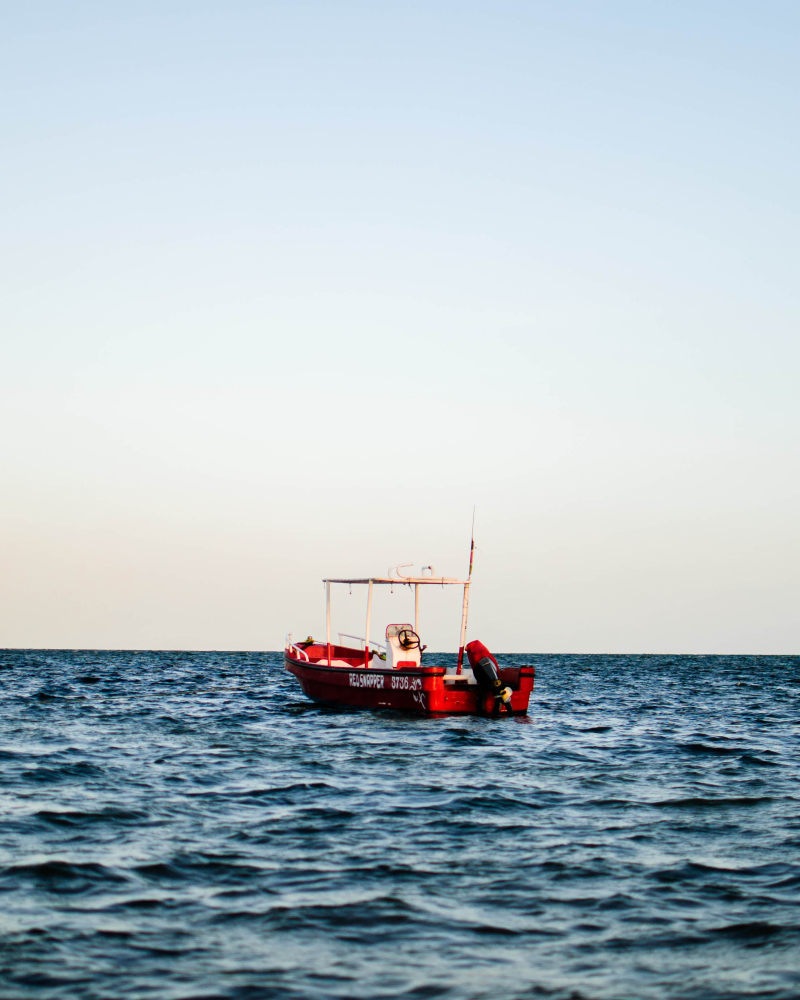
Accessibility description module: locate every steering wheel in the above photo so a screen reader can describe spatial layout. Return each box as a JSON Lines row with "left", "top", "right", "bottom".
{"left": 397, "top": 628, "right": 421, "bottom": 650}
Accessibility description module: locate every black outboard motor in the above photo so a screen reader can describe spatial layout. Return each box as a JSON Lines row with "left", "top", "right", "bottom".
{"left": 466, "top": 640, "right": 513, "bottom": 715}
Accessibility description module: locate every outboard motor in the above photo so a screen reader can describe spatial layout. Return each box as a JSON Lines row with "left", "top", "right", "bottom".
{"left": 466, "top": 640, "right": 513, "bottom": 715}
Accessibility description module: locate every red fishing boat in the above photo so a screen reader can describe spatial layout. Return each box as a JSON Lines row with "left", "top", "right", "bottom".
{"left": 284, "top": 551, "right": 535, "bottom": 716}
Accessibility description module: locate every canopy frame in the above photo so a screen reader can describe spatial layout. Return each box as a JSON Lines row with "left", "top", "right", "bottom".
{"left": 323, "top": 575, "right": 471, "bottom": 667}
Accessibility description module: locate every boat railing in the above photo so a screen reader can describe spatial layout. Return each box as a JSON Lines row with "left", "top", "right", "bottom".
{"left": 338, "top": 633, "right": 387, "bottom": 654}
{"left": 288, "top": 643, "right": 310, "bottom": 662}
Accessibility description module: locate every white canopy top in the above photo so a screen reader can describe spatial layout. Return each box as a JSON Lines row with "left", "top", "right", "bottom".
{"left": 324, "top": 576, "right": 468, "bottom": 586}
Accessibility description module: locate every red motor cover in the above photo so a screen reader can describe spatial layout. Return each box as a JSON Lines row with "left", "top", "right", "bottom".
{"left": 466, "top": 639, "right": 498, "bottom": 671}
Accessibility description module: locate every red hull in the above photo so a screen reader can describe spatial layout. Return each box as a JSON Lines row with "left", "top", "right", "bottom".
{"left": 284, "top": 644, "right": 534, "bottom": 716}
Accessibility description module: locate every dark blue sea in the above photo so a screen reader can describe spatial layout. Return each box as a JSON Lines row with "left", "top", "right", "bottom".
{"left": 1, "top": 650, "right": 798, "bottom": 1000}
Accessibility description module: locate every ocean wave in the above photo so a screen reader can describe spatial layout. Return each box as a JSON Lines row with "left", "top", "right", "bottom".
{"left": 1, "top": 859, "right": 130, "bottom": 892}
{"left": 0, "top": 648, "right": 798, "bottom": 1000}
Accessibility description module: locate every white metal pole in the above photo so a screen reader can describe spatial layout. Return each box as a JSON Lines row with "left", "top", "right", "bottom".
{"left": 414, "top": 583, "right": 419, "bottom": 633}
{"left": 457, "top": 581, "right": 471, "bottom": 673}
{"left": 325, "top": 582, "right": 332, "bottom": 663}
{"left": 365, "top": 579, "right": 374, "bottom": 666}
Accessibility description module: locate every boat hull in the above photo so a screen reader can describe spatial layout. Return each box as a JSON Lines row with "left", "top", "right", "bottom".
{"left": 284, "top": 648, "right": 534, "bottom": 716}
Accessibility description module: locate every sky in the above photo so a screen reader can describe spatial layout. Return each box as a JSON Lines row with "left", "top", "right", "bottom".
{"left": 2, "top": 1, "right": 798, "bottom": 653}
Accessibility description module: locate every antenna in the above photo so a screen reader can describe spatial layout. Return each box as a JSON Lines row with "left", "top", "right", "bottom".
{"left": 467, "top": 506, "right": 476, "bottom": 580}
{"left": 456, "top": 508, "right": 476, "bottom": 672}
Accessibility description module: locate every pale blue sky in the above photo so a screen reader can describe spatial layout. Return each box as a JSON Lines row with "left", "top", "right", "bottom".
{"left": 2, "top": 2, "right": 798, "bottom": 651}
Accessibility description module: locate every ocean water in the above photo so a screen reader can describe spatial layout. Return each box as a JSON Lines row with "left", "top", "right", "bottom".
{"left": 0, "top": 650, "right": 798, "bottom": 1000}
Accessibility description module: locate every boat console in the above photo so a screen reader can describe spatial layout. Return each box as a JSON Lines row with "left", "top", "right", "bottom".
{"left": 385, "top": 623, "right": 423, "bottom": 669}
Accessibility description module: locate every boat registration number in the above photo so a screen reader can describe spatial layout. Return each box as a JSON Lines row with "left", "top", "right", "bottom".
{"left": 390, "top": 675, "right": 422, "bottom": 691}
